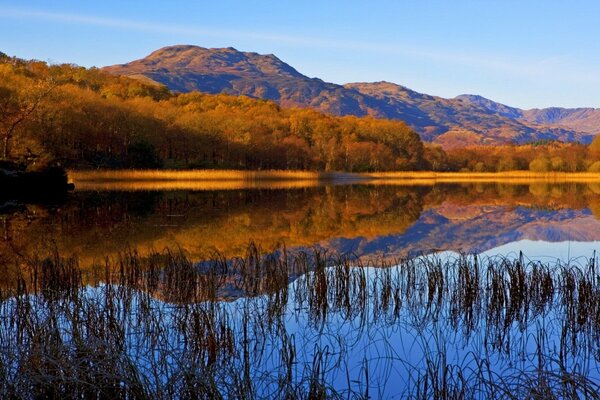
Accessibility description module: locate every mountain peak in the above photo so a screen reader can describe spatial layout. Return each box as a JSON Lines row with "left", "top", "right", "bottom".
{"left": 455, "top": 94, "right": 490, "bottom": 102}
{"left": 131, "top": 44, "right": 298, "bottom": 73}
{"left": 105, "top": 44, "right": 305, "bottom": 93}
{"left": 455, "top": 94, "right": 507, "bottom": 106}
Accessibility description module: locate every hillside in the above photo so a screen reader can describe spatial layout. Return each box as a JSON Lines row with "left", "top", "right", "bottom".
{"left": 521, "top": 108, "right": 600, "bottom": 134}
{"left": 103, "top": 45, "right": 374, "bottom": 116}
{"left": 344, "top": 82, "right": 588, "bottom": 145}
{"left": 456, "top": 94, "right": 600, "bottom": 135}
{"left": 0, "top": 54, "right": 426, "bottom": 172}
{"left": 104, "top": 45, "right": 596, "bottom": 146}
{"left": 3, "top": 51, "right": 597, "bottom": 174}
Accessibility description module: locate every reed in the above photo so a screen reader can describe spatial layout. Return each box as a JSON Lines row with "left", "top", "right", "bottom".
{"left": 1, "top": 245, "right": 599, "bottom": 398}
{"left": 365, "top": 171, "right": 600, "bottom": 180}
{"left": 68, "top": 170, "right": 600, "bottom": 195}
{"left": 71, "top": 179, "right": 326, "bottom": 191}
{"left": 70, "top": 169, "right": 326, "bottom": 182}
{"left": 364, "top": 171, "right": 600, "bottom": 185}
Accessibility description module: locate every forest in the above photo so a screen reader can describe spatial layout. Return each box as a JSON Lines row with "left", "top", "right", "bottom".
{"left": 1, "top": 53, "right": 600, "bottom": 172}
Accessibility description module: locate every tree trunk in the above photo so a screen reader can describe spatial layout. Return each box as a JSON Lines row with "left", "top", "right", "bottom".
{"left": 2, "top": 133, "right": 8, "bottom": 159}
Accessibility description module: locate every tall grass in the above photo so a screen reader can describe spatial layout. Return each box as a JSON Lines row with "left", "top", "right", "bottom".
{"left": 71, "top": 169, "right": 600, "bottom": 183}
{"left": 1, "top": 245, "right": 599, "bottom": 398}
{"left": 71, "top": 179, "right": 327, "bottom": 191}
{"left": 365, "top": 170, "right": 600, "bottom": 183}
{"left": 70, "top": 169, "right": 327, "bottom": 182}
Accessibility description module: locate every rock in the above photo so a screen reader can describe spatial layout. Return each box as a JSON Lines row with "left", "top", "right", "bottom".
{"left": 0, "top": 166, "right": 74, "bottom": 199}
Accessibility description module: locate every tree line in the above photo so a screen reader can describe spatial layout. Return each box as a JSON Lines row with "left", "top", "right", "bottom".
{"left": 2, "top": 53, "right": 600, "bottom": 172}
{"left": 444, "top": 141, "right": 599, "bottom": 172}
{"left": 0, "top": 55, "right": 425, "bottom": 171}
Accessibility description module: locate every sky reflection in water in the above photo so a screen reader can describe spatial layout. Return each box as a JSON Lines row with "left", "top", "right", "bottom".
{"left": 2, "top": 181, "right": 600, "bottom": 397}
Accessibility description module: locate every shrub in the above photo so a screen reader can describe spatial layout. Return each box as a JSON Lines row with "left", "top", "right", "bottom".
{"left": 529, "top": 157, "right": 550, "bottom": 172}
{"left": 588, "top": 161, "right": 600, "bottom": 172}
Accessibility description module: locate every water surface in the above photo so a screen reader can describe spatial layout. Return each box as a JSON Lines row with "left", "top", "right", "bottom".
{"left": 3, "top": 179, "right": 600, "bottom": 397}
{"left": 3, "top": 180, "right": 600, "bottom": 265}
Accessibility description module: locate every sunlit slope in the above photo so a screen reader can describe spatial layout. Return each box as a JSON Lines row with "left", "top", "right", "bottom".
{"left": 104, "top": 45, "right": 594, "bottom": 145}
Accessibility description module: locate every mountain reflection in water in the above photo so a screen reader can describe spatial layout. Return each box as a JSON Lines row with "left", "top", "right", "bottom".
{"left": 2, "top": 181, "right": 600, "bottom": 268}
{"left": 3, "top": 181, "right": 600, "bottom": 397}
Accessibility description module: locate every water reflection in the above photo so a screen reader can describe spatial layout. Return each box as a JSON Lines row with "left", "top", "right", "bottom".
{"left": 2, "top": 247, "right": 599, "bottom": 398}
{"left": 2, "top": 181, "right": 600, "bottom": 268}
{"left": 4, "top": 181, "right": 600, "bottom": 398}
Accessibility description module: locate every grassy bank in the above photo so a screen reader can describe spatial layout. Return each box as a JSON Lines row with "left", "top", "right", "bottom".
{"left": 69, "top": 169, "right": 600, "bottom": 189}
{"left": 69, "top": 169, "right": 360, "bottom": 191}
{"left": 70, "top": 179, "right": 328, "bottom": 191}
{"left": 70, "top": 169, "right": 330, "bottom": 182}
{"left": 365, "top": 170, "right": 600, "bottom": 183}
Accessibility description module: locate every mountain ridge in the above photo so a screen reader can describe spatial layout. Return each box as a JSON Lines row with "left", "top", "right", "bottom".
{"left": 103, "top": 45, "right": 598, "bottom": 147}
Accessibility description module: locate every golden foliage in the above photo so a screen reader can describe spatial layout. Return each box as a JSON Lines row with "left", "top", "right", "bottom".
{"left": 0, "top": 56, "right": 425, "bottom": 172}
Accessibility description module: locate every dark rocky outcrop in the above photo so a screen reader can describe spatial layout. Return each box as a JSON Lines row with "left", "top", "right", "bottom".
{"left": 0, "top": 161, "right": 74, "bottom": 205}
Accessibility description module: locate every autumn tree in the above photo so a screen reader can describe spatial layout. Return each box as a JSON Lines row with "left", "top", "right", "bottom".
{"left": 0, "top": 67, "right": 56, "bottom": 161}
{"left": 0, "top": 55, "right": 432, "bottom": 171}
{"left": 529, "top": 157, "right": 550, "bottom": 172}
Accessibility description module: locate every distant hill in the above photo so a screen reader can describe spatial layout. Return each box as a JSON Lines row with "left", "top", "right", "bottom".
{"left": 104, "top": 45, "right": 597, "bottom": 146}
{"left": 520, "top": 108, "right": 600, "bottom": 134}
{"left": 344, "top": 82, "right": 589, "bottom": 146}
{"left": 455, "top": 94, "right": 600, "bottom": 135}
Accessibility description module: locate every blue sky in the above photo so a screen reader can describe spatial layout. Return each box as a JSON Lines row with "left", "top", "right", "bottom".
{"left": 2, "top": 1, "right": 600, "bottom": 109}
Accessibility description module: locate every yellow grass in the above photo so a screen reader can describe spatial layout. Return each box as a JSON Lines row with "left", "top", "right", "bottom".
{"left": 363, "top": 171, "right": 600, "bottom": 184}
{"left": 68, "top": 169, "right": 600, "bottom": 191}
{"left": 72, "top": 179, "right": 327, "bottom": 191}
{"left": 69, "top": 169, "right": 325, "bottom": 182}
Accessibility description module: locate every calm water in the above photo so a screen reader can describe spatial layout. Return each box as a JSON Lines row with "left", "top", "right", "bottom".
{"left": 2, "top": 180, "right": 600, "bottom": 398}
{"left": 3, "top": 181, "right": 600, "bottom": 264}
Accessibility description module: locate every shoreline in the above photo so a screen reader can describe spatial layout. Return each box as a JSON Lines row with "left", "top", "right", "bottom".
{"left": 1, "top": 166, "right": 74, "bottom": 197}
{"left": 70, "top": 169, "right": 600, "bottom": 185}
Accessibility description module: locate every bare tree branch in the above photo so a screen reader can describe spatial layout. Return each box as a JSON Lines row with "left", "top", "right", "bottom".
{"left": 0, "top": 78, "right": 57, "bottom": 160}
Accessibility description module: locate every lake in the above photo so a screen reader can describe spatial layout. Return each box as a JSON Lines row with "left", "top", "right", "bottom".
{"left": 1, "top": 179, "right": 600, "bottom": 398}
{"left": 4, "top": 179, "right": 600, "bottom": 263}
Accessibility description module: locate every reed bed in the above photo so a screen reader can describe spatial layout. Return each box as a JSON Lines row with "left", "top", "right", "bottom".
{"left": 69, "top": 170, "right": 600, "bottom": 193}
{"left": 365, "top": 170, "right": 600, "bottom": 183}
{"left": 1, "top": 245, "right": 599, "bottom": 399}
{"left": 71, "top": 179, "right": 327, "bottom": 191}
{"left": 70, "top": 169, "right": 328, "bottom": 182}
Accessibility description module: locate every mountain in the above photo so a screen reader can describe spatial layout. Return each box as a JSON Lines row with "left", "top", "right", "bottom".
{"left": 103, "top": 45, "right": 377, "bottom": 116}
{"left": 104, "top": 45, "right": 597, "bottom": 147}
{"left": 455, "top": 95, "right": 600, "bottom": 135}
{"left": 521, "top": 108, "right": 600, "bottom": 134}
{"left": 344, "top": 82, "right": 588, "bottom": 145}
{"left": 453, "top": 94, "right": 522, "bottom": 119}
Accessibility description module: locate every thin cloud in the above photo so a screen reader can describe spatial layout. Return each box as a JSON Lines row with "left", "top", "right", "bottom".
{"left": 2, "top": 6, "right": 600, "bottom": 86}
{"left": 0, "top": 7, "right": 318, "bottom": 46}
